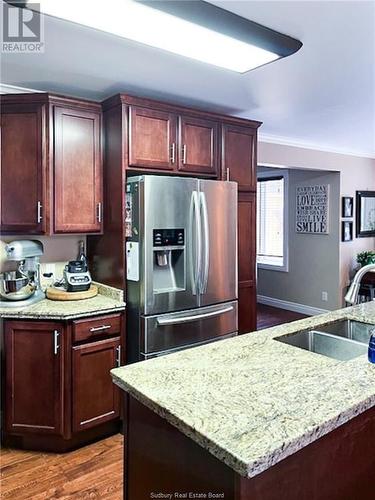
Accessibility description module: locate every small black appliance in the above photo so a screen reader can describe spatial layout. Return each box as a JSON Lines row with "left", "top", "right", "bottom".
{"left": 63, "top": 260, "right": 92, "bottom": 292}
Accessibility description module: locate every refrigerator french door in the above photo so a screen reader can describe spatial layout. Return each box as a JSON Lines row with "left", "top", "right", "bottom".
{"left": 125, "top": 175, "right": 238, "bottom": 362}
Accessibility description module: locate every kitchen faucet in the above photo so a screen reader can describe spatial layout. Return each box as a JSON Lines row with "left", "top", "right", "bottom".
{"left": 345, "top": 263, "right": 375, "bottom": 305}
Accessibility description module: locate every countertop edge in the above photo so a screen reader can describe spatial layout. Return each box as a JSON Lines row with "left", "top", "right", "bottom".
{"left": 245, "top": 395, "right": 375, "bottom": 477}
{"left": 111, "top": 372, "right": 250, "bottom": 477}
{"left": 0, "top": 303, "right": 126, "bottom": 321}
{"left": 0, "top": 280, "right": 126, "bottom": 320}
{"left": 112, "top": 371, "right": 375, "bottom": 479}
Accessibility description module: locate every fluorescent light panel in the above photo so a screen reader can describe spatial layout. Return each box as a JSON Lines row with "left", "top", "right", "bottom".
{"left": 31, "top": 0, "right": 280, "bottom": 72}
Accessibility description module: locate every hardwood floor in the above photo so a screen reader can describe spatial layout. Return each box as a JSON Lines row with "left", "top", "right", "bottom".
{"left": 0, "top": 434, "right": 123, "bottom": 499}
{"left": 257, "top": 303, "right": 308, "bottom": 330}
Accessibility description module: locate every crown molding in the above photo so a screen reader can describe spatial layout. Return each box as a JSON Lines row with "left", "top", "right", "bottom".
{"left": 0, "top": 83, "right": 43, "bottom": 94}
{"left": 258, "top": 133, "right": 375, "bottom": 160}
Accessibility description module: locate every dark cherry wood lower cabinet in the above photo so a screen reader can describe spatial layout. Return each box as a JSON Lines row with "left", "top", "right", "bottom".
{"left": 72, "top": 337, "right": 121, "bottom": 432}
{"left": 4, "top": 321, "right": 64, "bottom": 436}
{"left": 125, "top": 396, "right": 375, "bottom": 500}
{"left": 2, "top": 313, "right": 124, "bottom": 452}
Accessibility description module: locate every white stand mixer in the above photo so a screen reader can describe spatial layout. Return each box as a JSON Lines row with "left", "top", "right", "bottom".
{"left": 0, "top": 240, "right": 45, "bottom": 308}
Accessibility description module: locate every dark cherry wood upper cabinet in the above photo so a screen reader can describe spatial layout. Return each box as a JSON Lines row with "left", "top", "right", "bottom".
{"left": 128, "top": 106, "right": 177, "bottom": 170}
{"left": 54, "top": 106, "right": 102, "bottom": 233}
{"left": 0, "top": 93, "right": 102, "bottom": 235}
{"left": 1, "top": 103, "right": 47, "bottom": 234}
{"left": 4, "top": 321, "right": 65, "bottom": 436}
{"left": 222, "top": 124, "right": 256, "bottom": 191}
{"left": 90, "top": 93, "right": 262, "bottom": 336}
{"left": 178, "top": 115, "right": 218, "bottom": 176}
{"left": 72, "top": 337, "right": 121, "bottom": 432}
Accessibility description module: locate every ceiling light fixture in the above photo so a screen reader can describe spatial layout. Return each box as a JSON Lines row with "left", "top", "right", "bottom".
{"left": 10, "top": 0, "right": 302, "bottom": 73}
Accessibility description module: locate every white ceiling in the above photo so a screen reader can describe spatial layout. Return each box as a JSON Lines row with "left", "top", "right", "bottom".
{"left": 1, "top": 0, "right": 374, "bottom": 157}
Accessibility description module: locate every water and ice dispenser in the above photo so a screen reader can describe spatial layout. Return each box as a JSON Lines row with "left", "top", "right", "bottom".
{"left": 153, "top": 229, "right": 185, "bottom": 293}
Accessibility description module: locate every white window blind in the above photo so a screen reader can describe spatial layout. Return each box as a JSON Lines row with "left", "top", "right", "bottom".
{"left": 257, "top": 177, "right": 285, "bottom": 267}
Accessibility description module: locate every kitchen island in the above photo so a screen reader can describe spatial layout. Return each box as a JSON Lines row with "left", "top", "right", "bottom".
{"left": 111, "top": 302, "right": 375, "bottom": 500}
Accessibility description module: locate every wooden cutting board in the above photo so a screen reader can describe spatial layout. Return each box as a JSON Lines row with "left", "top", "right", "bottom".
{"left": 46, "top": 285, "right": 98, "bottom": 301}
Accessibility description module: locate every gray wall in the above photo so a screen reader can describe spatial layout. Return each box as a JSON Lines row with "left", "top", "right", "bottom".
{"left": 258, "top": 141, "right": 375, "bottom": 305}
{"left": 257, "top": 168, "right": 341, "bottom": 310}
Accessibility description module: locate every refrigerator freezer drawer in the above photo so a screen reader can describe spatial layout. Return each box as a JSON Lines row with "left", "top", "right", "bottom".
{"left": 140, "top": 301, "right": 238, "bottom": 356}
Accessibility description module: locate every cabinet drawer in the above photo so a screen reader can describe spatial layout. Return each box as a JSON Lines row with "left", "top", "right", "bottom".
{"left": 73, "top": 314, "right": 121, "bottom": 342}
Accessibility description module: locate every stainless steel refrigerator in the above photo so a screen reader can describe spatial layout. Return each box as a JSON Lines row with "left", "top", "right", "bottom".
{"left": 125, "top": 175, "right": 238, "bottom": 362}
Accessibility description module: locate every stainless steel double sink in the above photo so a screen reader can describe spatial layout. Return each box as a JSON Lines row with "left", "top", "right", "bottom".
{"left": 275, "top": 319, "right": 375, "bottom": 361}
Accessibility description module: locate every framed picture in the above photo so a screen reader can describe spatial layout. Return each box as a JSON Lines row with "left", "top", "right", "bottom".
{"left": 342, "top": 221, "right": 353, "bottom": 242}
{"left": 342, "top": 197, "right": 353, "bottom": 218}
{"left": 295, "top": 184, "right": 329, "bottom": 234}
{"left": 356, "top": 191, "right": 375, "bottom": 237}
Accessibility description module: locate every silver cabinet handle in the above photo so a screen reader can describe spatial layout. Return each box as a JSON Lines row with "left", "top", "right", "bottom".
{"left": 37, "top": 201, "right": 43, "bottom": 223}
{"left": 226, "top": 168, "right": 230, "bottom": 181}
{"left": 53, "top": 330, "right": 60, "bottom": 355}
{"left": 96, "top": 202, "right": 102, "bottom": 223}
{"left": 116, "top": 345, "right": 121, "bottom": 367}
{"left": 170, "top": 143, "right": 176, "bottom": 164}
{"left": 90, "top": 325, "right": 111, "bottom": 333}
{"left": 157, "top": 305, "right": 234, "bottom": 326}
{"left": 199, "top": 192, "right": 210, "bottom": 294}
{"left": 182, "top": 144, "right": 187, "bottom": 164}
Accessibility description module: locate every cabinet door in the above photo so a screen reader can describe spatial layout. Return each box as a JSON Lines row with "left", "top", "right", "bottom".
{"left": 238, "top": 192, "right": 257, "bottom": 333}
{"left": 54, "top": 106, "right": 102, "bottom": 233}
{"left": 72, "top": 337, "right": 121, "bottom": 432}
{"left": 178, "top": 116, "right": 218, "bottom": 176}
{"left": 1, "top": 104, "right": 46, "bottom": 234}
{"left": 222, "top": 124, "right": 256, "bottom": 191}
{"left": 4, "top": 321, "right": 64, "bottom": 435}
{"left": 128, "top": 106, "right": 177, "bottom": 170}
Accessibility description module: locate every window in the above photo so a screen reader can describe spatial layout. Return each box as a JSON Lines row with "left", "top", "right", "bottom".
{"left": 257, "top": 170, "right": 288, "bottom": 271}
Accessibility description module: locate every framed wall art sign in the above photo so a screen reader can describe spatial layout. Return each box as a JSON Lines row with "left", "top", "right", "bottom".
{"left": 342, "top": 221, "right": 353, "bottom": 242}
{"left": 356, "top": 191, "right": 375, "bottom": 237}
{"left": 342, "top": 196, "right": 354, "bottom": 218}
{"left": 296, "top": 185, "right": 329, "bottom": 234}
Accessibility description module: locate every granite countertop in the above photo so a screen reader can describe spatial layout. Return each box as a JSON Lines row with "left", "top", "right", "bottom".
{"left": 111, "top": 301, "right": 375, "bottom": 479}
{"left": 0, "top": 282, "right": 125, "bottom": 320}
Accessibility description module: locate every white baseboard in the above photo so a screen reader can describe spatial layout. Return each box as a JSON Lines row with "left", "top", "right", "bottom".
{"left": 257, "top": 295, "right": 330, "bottom": 316}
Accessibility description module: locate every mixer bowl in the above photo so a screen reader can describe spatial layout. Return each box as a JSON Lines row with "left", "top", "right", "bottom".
{"left": 0, "top": 272, "right": 36, "bottom": 301}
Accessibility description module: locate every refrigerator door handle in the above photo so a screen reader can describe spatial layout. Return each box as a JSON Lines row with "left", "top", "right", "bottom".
{"left": 156, "top": 305, "right": 234, "bottom": 326}
{"left": 189, "top": 191, "right": 202, "bottom": 295}
{"left": 200, "top": 191, "right": 210, "bottom": 294}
